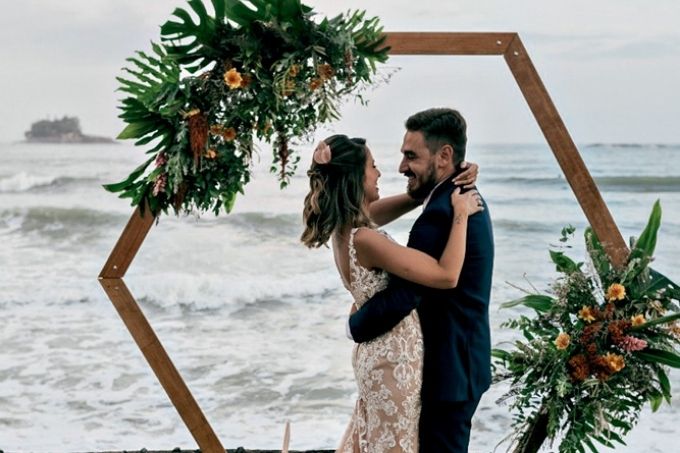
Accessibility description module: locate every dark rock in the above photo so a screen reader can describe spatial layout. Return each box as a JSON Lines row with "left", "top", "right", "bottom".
{"left": 24, "top": 116, "right": 116, "bottom": 144}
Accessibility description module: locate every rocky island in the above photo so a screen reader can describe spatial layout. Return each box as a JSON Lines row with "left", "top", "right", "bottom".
{"left": 24, "top": 116, "right": 116, "bottom": 143}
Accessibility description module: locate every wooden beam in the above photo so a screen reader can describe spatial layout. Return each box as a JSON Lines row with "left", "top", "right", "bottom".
{"left": 100, "top": 205, "right": 155, "bottom": 279}
{"left": 99, "top": 278, "right": 225, "bottom": 453}
{"left": 502, "top": 35, "right": 629, "bottom": 266}
{"left": 384, "top": 32, "right": 629, "bottom": 267}
{"left": 100, "top": 31, "right": 632, "bottom": 453}
{"left": 384, "top": 32, "right": 515, "bottom": 55}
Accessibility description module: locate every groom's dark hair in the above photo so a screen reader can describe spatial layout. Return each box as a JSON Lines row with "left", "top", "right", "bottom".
{"left": 406, "top": 108, "right": 467, "bottom": 165}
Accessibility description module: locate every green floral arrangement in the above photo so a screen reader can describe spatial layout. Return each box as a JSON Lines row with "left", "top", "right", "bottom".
{"left": 104, "top": 0, "right": 389, "bottom": 215}
{"left": 493, "top": 200, "right": 680, "bottom": 453}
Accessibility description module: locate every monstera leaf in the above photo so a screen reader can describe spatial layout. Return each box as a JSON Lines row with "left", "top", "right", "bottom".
{"left": 224, "top": 0, "right": 312, "bottom": 26}
{"left": 161, "top": 0, "right": 228, "bottom": 72}
{"left": 345, "top": 11, "right": 389, "bottom": 70}
{"left": 115, "top": 43, "right": 181, "bottom": 151}
{"left": 110, "top": 0, "right": 389, "bottom": 216}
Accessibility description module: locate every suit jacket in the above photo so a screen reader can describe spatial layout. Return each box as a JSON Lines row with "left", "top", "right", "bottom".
{"left": 348, "top": 176, "right": 494, "bottom": 403}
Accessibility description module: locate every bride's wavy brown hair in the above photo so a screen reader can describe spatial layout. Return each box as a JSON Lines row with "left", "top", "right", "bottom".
{"left": 301, "top": 135, "right": 373, "bottom": 248}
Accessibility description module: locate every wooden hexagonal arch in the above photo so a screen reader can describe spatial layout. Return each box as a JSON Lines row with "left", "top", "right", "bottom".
{"left": 99, "top": 32, "right": 630, "bottom": 453}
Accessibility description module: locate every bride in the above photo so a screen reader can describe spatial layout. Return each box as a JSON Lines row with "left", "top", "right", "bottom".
{"left": 301, "top": 135, "right": 482, "bottom": 452}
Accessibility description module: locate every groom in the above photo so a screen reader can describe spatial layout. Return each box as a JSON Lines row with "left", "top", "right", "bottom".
{"left": 348, "top": 108, "right": 494, "bottom": 452}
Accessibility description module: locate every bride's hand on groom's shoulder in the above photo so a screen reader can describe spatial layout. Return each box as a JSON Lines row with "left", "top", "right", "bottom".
{"left": 453, "top": 161, "right": 479, "bottom": 189}
{"left": 451, "top": 187, "right": 484, "bottom": 216}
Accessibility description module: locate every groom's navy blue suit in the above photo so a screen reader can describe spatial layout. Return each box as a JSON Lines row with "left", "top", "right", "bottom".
{"left": 349, "top": 176, "right": 494, "bottom": 452}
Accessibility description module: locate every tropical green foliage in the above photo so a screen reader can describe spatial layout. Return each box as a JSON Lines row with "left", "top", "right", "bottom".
{"left": 494, "top": 201, "right": 680, "bottom": 452}
{"left": 105, "top": 0, "right": 389, "bottom": 215}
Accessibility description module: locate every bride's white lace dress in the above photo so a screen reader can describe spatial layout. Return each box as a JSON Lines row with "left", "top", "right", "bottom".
{"left": 336, "top": 228, "right": 424, "bottom": 453}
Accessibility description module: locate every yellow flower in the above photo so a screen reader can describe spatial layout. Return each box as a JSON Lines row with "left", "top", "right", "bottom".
{"left": 184, "top": 108, "right": 201, "bottom": 118}
{"left": 554, "top": 332, "right": 571, "bottom": 350}
{"left": 222, "top": 127, "right": 236, "bottom": 142}
{"left": 224, "top": 68, "right": 243, "bottom": 89}
{"left": 578, "top": 306, "right": 597, "bottom": 323}
{"left": 631, "top": 314, "right": 646, "bottom": 327}
{"left": 205, "top": 148, "right": 218, "bottom": 159}
{"left": 606, "top": 283, "right": 626, "bottom": 302}
{"left": 209, "top": 125, "right": 224, "bottom": 136}
{"left": 603, "top": 352, "right": 625, "bottom": 373}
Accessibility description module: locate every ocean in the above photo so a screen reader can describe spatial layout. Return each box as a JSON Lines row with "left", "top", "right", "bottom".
{"left": 1, "top": 141, "right": 679, "bottom": 452}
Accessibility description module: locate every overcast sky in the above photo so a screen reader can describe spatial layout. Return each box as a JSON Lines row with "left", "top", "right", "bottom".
{"left": 1, "top": 0, "right": 678, "bottom": 144}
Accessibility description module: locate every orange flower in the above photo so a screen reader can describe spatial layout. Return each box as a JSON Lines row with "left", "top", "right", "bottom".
{"left": 222, "top": 127, "right": 236, "bottom": 142}
{"left": 317, "top": 63, "right": 334, "bottom": 80}
{"left": 590, "top": 354, "right": 612, "bottom": 381}
{"left": 606, "top": 283, "right": 626, "bottom": 302}
{"left": 631, "top": 314, "right": 646, "bottom": 327}
{"left": 568, "top": 354, "right": 590, "bottom": 382}
{"left": 205, "top": 148, "right": 218, "bottom": 159}
{"left": 309, "top": 77, "right": 323, "bottom": 91}
{"left": 554, "top": 332, "right": 571, "bottom": 350}
{"left": 580, "top": 322, "right": 602, "bottom": 345}
{"left": 603, "top": 352, "right": 625, "bottom": 373}
{"left": 288, "top": 64, "right": 300, "bottom": 77}
{"left": 578, "top": 306, "right": 597, "bottom": 323}
{"left": 593, "top": 355, "right": 611, "bottom": 380}
{"left": 224, "top": 68, "right": 243, "bottom": 89}
{"left": 209, "top": 125, "right": 224, "bottom": 136}
{"left": 608, "top": 319, "right": 631, "bottom": 343}
{"left": 240, "top": 73, "right": 253, "bottom": 88}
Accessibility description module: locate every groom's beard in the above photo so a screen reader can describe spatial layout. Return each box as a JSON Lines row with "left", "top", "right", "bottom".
{"left": 405, "top": 163, "right": 437, "bottom": 200}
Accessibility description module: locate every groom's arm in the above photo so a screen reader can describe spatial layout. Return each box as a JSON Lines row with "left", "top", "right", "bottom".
{"left": 369, "top": 194, "right": 422, "bottom": 227}
{"left": 348, "top": 276, "right": 422, "bottom": 343}
{"left": 368, "top": 163, "right": 477, "bottom": 227}
{"left": 349, "top": 212, "right": 448, "bottom": 343}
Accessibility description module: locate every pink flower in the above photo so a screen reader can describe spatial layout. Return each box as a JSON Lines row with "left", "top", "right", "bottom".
{"left": 617, "top": 335, "right": 648, "bottom": 352}
{"left": 155, "top": 152, "right": 168, "bottom": 167}
{"left": 152, "top": 173, "right": 167, "bottom": 196}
